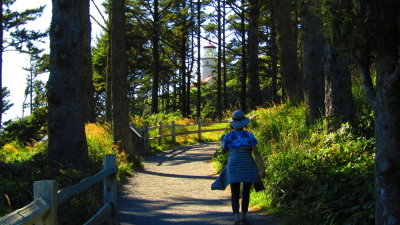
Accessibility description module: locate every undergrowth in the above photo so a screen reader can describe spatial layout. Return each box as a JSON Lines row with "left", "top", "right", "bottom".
{"left": 213, "top": 104, "right": 375, "bottom": 225}
{"left": 133, "top": 113, "right": 228, "bottom": 153}
{"left": 0, "top": 123, "right": 135, "bottom": 224}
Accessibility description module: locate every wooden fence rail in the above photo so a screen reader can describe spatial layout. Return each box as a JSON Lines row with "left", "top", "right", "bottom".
{"left": 132, "top": 119, "right": 230, "bottom": 151}
{"left": 0, "top": 154, "right": 117, "bottom": 225}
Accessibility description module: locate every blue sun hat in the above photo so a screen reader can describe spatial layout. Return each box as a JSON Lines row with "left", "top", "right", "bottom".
{"left": 229, "top": 110, "right": 250, "bottom": 129}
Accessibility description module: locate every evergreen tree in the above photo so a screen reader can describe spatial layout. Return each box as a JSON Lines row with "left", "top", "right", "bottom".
{"left": 324, "top": 42, "right": 355, "bottom": 132}
{"left": 151, "top": 0, "right": 161, "bottom": 114}
{"left": 0, "top": 0, "right": 46, "bottom": 126}
{"left": 268, "top": 2, "right": 279, "bottom": 104}
{"left": 248, "top": 0, "right": 262, "bottom": 109}
{"left": 195, "top": 0, "right": 202, "bottom": 119}
{"left": 48, "top": 0, "right": 90, "bottom": 168}
{"left": 1, "top": 87, "right": 13, "bottom": 114}
{"left": 82, "top": 0, "right": 96, "bottom": 123}
{"left": 239, "top": 0, "right": 247, "bottom": 112}
{"left": 301, "top": 0, "right": 324, "bottom": 124}
{"left": 110, "top": 0, "right": 134, "bottom": 154}
{"left": 22, "top": 43, "right": 48, "bottom": 115}
{"left": 272, "top": 0, "right": 302, "bottom": 102}
{"left": 216, "top": 0, "right": 222, "bottom": 117}
{"left": 317, "top": 0, "right": 400, "bottom": 221}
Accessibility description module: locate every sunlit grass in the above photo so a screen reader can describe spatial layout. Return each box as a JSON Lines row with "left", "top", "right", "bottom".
{"left": 85, "top": 123, "right": 134, "bottom": 180}
{"left": 0, "top": 141, "right": 46, "bottom": 163}
{"left": 211, "top": 104, "right": 375, "bottom": 224}
{"left": 146, "top": 117, "right": 229, "bottom": 151}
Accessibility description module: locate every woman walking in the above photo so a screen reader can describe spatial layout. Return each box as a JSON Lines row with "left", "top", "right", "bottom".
{"left": 212, "top": 110, "right": 266, "bottom": 224}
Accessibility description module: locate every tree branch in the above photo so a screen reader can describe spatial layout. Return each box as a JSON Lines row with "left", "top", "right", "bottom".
{"left": 90, "top": 15, "right": 108, "bottom": 33}
{"left": 159, "top": 0, "right": 176, "bottom": 20}
{"left": 359, "top": 53, "right": 376, "bottom": 110}
{"left": 91, "top": 0, "right": 108, "bottom": 26}
{"left": 387, "top": 64, "right": 400, "bottom": 89}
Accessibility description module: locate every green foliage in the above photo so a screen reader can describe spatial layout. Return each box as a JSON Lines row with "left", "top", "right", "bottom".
{"left": 3, "top": 2, "right": 47, "bottom": 53}
{"left": 212, "top": 148, "right": 229, "bottom": 173}
{"left": 132, "top": 112, "right": 182, "bottom": 127}
{"left": 258, "top": 105, "right": 374, "bottom": 224}
{"left": 193, "top": 78, "right": 241, "bottom": 119}
{"left": 85, "top": 123, "right": 135, "bottom": 181}
{"left": 132, "top": 112, "right": 227, "bottom": 153}
{"left": 212, "top": 104, "right": 375, "bottom": 224}
{"left": 0, "top": 123, "right": 135, "bottom": 224}
{"left": 0, "top": 107, "right": 48, "bottom": 147}
{"left": 1, "top": 87, "right": 14, "bottom": 114}
{"left": 351, "top": 71, "right": 374, "bottom": 137}
{"left": 22, "top": 45, "right": 48, "bottom": 113}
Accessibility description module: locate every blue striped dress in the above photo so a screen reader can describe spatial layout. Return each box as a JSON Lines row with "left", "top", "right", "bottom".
{"left": 211, "top": 130, "right": 264, "bottom": 191}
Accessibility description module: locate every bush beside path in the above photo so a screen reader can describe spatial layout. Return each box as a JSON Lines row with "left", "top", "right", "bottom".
{"left": 118, "top": 142, "right": 279, "bottom": 225}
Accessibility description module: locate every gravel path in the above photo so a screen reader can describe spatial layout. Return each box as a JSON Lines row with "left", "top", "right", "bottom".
{"left": 118, "top": 142, "right": 279, "bottom": 225}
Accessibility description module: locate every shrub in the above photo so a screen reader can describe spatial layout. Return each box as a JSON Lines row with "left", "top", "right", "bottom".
{"left": 0, "top": 123, "right": 136, "bottom": 224}
{"left": 85, "top": 123, "right": 134, "bottom": 181}
{"left": 136, "top": 112, "right": 227, "bottom": 152}
{"left": 213, "top": 105, "right": 375, "bottom": 224}
{"left": 0, "top": 107, "right": 47, "bottom": 147}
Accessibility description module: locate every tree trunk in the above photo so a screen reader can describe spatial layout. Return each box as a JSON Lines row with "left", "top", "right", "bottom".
{"left": 301, "top": 0, "right": 324, "bottom": 124}
{"left": 186, "top": 55, "right": 191, "bottom": 117}
{"left": 273, "top": 0, "right": 302, "bottom": 102}
{"left": 48, "top": 0, "right": 89, "bottom": 168}
{"left": 29, "top": 66, "right": 33, "bottom": 114}
{"left": 216, "top": 0, "right": 222, "bottom": 118}
{"left": 82, "top": 0, "right": 96, "bottom": 123}
{"left": 239, "top": 0, "right": 247, "bottom": 112}
{"left": 374, "top": 60, "right": 400, "bottom": 225}
{"left": 185, "top": 3, "right": 190, "bottom": 117}
{"left": 373, "top": 4, "right": 400, "bottom": 223}
{"left": 151, "top": 0, "right": 160, "bottom": 114}
{"left": 166, "top": 80, "right": 171, "bottom": 112}
{"left": 248, "top": 0, "right": 261, "bottom": 109}
{"left": 110, "top": 0, "right": 134, "bottom": 154}
{"left": 105, "top": 35, "right": 112, "bottom": 123}
{"left": 324, "top": 43, "right": 355, "bottom": 132}
{"left": 180, "top": 38, "right": 187, "bottom": 117}
{"left": 172, "top": 81, "right": 177, "bottom": 112}
{"left": 196, "top": 0, "right": 201, "bottom": 119}
{"left": 187, "top": 9, "right": 192, "bottom": 118}
{"left": 222, "top": 2, "right": 227, "bottom": 111}
{"left": 0, "top": 0, "right": 3, "bottom": 127}
{"left": 270, "top": 3, "right": 279, "bottom": 103}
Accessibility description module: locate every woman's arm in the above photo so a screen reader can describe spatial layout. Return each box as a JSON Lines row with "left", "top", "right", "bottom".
{"left": 252, "top": 145, "right": 266, "bottom": 178}
{"left": 221, "top": 147, "right": 228, "bottom": 154}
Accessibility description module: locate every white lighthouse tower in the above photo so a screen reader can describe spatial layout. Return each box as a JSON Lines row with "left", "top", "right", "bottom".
{"left": 201, "top": 42, "right": 217, "bottom": 83}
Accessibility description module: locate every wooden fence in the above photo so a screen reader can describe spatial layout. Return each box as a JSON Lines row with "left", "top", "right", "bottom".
{"left": 0, "top": 154, "right": 117, "bottom": 225}
{"left": 134, "top": 119, "right": 229, "bottom": 151}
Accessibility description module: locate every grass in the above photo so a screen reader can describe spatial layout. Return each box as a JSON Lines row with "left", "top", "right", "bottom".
{"left": 1, "top": 100, "right": 375, "bottom": 224}
{"left": 0, "top": 123, "right": 136, "bottom": 224}
{"left": 212, "top": 104, "right": 375, "bottom": 225}
{"left": 146, "top": 117, "right": 229, "bottom": 152}
{"left": 85, "top": 123, "right": 135, "bottom": 181}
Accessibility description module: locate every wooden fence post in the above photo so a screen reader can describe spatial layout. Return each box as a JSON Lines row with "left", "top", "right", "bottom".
{"left": 33, "top": 180, "right": 58, "bottom": 225}
{"left": 158, "top": 122, "right": 163, "bottom": 146}
{"left": 197, "top": 119, "right": 202, "bottom": 142}
{"left": 143, "top": 123, "right": 149, "bottom": 152}
{"left": 103, "top": 154, "right": 117, "bottom": 225}
{"left": 171, "top": 121, "right": 176, "bottom": 143}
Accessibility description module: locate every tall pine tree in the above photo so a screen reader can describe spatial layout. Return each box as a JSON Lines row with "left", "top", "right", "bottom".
{"left": 48, "top": 0, "right": 90, "bottom": 168}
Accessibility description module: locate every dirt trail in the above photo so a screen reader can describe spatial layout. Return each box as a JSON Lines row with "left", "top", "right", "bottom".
{"left": 118, "top": 142, "right": 279, "bottom": 225}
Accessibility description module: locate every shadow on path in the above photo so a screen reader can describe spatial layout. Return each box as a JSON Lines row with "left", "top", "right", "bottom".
{"left": 118, "top": 143, "right": 279, "bottom": 225}
{"left": 140, "top": 170, "right": 217, "bottom": 180}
